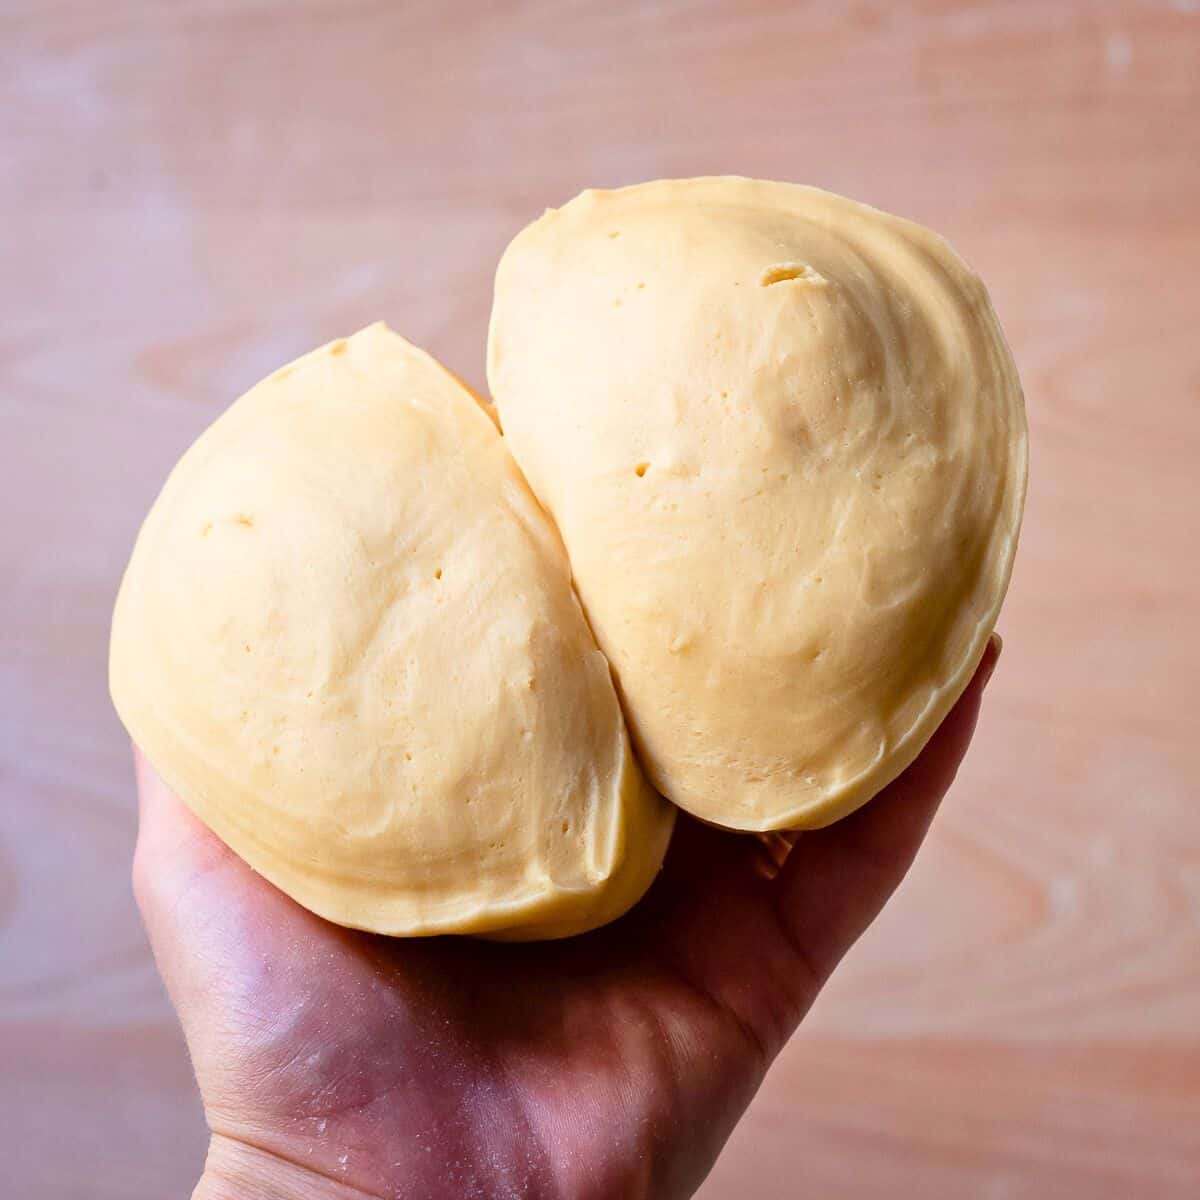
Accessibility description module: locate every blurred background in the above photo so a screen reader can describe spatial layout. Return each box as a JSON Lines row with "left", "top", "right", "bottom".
{"left": 2, "top": 2, "right": 1198, "bottom": 1196}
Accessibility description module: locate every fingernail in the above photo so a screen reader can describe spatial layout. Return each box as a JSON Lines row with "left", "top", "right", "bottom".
{"left": 984, "top": 632, "right": 1003, "bottom": 685}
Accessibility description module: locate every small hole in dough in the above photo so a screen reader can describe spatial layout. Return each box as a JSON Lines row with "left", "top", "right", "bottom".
{"left": 760, "top": 262, "right": 826, "bottom": 287}
{"left": 434, "top": 568, "right": 443, "bottom": 580}
{"left": 635, "top": 462, "right": 650, "bottom": 478}
{"left": 235, "top": 514, "right": 255, "bottom": 528}
{"left": 561, "top": 821, "right": 570, "bottom": 834}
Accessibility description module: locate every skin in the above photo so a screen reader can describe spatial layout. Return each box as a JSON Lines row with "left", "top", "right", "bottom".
{"left": 134, "top": 637, "right": 1000, "bottom": 1200}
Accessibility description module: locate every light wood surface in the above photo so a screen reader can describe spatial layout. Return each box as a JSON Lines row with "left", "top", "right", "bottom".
{"left": 3, "top": 2, "right": 1198, "bottom": 1196}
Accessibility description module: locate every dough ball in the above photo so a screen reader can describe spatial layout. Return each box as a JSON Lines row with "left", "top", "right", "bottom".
{"left": 488, "top": 178, "right": 1027, "bottom": 831}
{"left": 110, "top": 324, "right": 674, "bottom": 938}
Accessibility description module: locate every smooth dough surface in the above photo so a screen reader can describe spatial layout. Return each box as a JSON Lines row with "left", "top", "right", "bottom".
{"left": 110, "top": 323, "right": 674, "bottom": 938}
{"left": 488, "top": 177, "right": 1027, "bottom": 831}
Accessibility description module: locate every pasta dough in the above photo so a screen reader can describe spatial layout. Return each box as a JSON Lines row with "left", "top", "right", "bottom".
{"left": 488, "top": 177, "right": 1027, "bottom": 831}
{"left": 111, "top": 177, "right": 1027, "bottom": 938}
{"left": 110, "top": 324, "right": 674, "bottom": 938}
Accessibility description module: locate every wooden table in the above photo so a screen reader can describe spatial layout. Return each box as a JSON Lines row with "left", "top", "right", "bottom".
{"left": 3, "top": 2, "right": 1198, "bottom": 1196}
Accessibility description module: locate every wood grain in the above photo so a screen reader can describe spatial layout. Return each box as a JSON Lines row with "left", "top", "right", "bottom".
{"left": 2, "top": 1, "right": 1198, "bottom": 1196}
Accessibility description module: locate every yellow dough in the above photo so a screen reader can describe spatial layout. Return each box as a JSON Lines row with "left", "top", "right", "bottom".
{"left": 110, "top": 324, "right": 674, "bottom": 938}
{"left": 488, "top": 177, "right": 1027, "bottom": 831}
{"left": 112, "top": 178, "right": 1028, "bottom": 936}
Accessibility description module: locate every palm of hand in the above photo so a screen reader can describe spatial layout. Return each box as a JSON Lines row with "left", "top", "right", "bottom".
{"left": 134, "top": 643, "right": 995, "bottom": 1200}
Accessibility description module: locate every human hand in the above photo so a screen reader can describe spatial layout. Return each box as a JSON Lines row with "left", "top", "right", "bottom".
{"left": 132, "top": 637, "right": 1000, "bottom": 1200}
